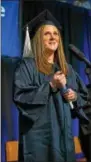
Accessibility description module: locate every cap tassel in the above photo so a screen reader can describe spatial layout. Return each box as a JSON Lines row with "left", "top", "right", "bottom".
{"left": 23, "top": 26, "right": 33, "bottom": 58}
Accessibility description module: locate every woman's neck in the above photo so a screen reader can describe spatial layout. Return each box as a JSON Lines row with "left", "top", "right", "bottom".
{"left": 48, "top": 53, "right": 54, "bottom": 64}
{"left": 47, "top": 52, "right": 54, "bottom": 64}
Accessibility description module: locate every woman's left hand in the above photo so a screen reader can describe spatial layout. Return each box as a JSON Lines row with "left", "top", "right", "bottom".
{"left": 63, "top": 88, "right": 77, "bottom": 102}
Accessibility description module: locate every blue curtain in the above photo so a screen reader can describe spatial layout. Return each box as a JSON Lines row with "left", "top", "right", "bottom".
{"left": 1, "top": 0, "right": 21, "bottom": 161}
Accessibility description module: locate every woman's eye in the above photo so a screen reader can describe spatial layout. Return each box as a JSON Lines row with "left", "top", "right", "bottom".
{"left": 44, "top": 32, "right": 50, "bottom": 35}
{"left": 54, "top": 32, "right": 59, "bottom": 35}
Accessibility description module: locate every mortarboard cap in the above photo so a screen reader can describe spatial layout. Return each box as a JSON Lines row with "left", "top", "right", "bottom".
{"left": 24, "top": 9, "right": 62, "bottom": 39}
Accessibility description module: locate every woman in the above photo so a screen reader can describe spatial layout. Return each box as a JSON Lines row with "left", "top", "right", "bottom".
{"left": 13, "top": 10, "right": 88, "bottom": 162}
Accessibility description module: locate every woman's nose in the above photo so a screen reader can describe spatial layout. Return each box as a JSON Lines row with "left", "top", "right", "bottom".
{"left": 50, "top": 33, "right": 55, "bottom": 39}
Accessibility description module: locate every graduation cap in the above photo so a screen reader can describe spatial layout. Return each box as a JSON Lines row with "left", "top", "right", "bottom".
{"left": 24, "top": 9, "right": 62, "bottom": 39}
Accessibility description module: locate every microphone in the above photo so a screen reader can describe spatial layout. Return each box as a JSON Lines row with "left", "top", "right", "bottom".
{"left": 60, "top": 86, "right": 74, "bottom": 109}
{"left": 54, "top": 63, "right": 74, "bottom": 109}
{"left": 69, "top": 44, "right": 91, "bottom": 68}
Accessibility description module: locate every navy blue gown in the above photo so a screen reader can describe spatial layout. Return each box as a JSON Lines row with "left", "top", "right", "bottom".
{"left": 13, "top": 57, "right": 88, "bottom": 162}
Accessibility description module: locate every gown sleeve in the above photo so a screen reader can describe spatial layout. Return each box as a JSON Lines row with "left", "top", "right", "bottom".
{"left": 68, "top": 65, "right": 89, "bottom": 122}
{"left": 74, "top": 71, "right": 88, "bottom": 108}
{"left": 13, "top": 58, "right": 50, "bottom": 107}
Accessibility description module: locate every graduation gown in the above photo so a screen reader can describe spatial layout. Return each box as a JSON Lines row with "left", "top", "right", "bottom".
{"left": 13, "top": 57, "right": 88, "bottom": 162}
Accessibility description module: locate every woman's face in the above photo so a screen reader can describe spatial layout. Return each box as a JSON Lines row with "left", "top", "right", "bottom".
{"left": 42, "top": 25, "right": 60, "bottom": 53}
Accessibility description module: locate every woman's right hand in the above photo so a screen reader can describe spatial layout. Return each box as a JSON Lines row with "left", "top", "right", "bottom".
{"left": 49, "top": 71, "right": 67, "bottom": 89}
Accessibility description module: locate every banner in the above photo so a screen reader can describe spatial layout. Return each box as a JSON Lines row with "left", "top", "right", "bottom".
{"left": 1, "top": 0, "right": 21, "bottom": 57}
{"left": 58, "top": 0, "right": 91, "bottom": 9}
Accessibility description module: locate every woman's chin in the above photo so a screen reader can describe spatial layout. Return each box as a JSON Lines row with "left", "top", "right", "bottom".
{"left": 47, "top": 47, "right": 57, "bottom": 52}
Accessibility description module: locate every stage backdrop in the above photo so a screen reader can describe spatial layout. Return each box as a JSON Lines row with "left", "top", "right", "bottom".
{"left": 1, "top": 0, "right": 21, "bottom": 161}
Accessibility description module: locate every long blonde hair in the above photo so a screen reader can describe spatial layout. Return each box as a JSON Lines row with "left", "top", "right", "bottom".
{"left": 31, "top": 25, "right": 68, "bottom": 75}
